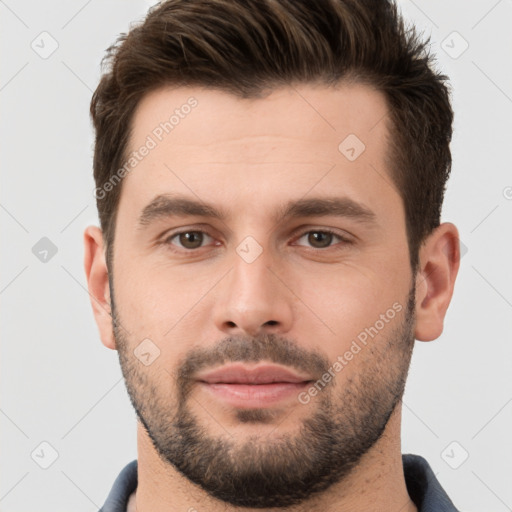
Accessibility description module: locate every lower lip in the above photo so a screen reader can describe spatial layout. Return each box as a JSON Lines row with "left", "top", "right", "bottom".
{"left": 198, "top": 382, "right": 310, "bottom": 408}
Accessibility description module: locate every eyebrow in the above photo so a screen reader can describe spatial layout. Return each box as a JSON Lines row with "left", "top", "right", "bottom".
{"left": 136, "top": 193, "right": 377, "bottom": 229}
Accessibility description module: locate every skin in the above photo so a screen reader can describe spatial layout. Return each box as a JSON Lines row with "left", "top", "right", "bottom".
{"left": 84, "top": 83, "right": 460, "bottom": 512}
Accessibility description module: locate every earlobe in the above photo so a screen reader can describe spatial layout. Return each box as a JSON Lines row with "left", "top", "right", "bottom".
{"left": 83, "top": 225, "right": 117, "bottom": 350}
{"left": 414, "top": 222, "right": 461, "bottom": 342}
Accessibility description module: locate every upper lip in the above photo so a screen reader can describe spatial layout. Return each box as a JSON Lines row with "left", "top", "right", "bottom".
{"left": 196, "top": 363, "right": 314, "bottom": 384}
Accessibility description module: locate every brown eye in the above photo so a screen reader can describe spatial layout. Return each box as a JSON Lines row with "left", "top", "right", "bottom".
{"left": 179, "top": 232, "right": 204, "bottom": 249}
{"left": 166, "top": 231, "right": 213, "bottom": 250}
{"left": 295, "top": 230, "right": 346, "bottom": 249}
{"left": 307, "top": 231, "right": 334, "bottom": 248}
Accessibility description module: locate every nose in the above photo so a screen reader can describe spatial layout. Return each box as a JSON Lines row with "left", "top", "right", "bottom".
{"left": 212, "top": 247, "right": 295, "bottom": 337}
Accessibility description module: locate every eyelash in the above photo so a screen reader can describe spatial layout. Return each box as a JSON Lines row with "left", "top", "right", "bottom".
{"left": 161, "top": 228, "right": 353, "bottom": 252}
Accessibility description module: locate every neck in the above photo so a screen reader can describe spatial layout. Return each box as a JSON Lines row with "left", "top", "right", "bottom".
{"left": 133, "top": 405, "right": 417, "bottom": 512}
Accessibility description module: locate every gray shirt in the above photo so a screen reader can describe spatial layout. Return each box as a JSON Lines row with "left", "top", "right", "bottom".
{"left": 99, "top": 453, "right": 460, "bottom": 511}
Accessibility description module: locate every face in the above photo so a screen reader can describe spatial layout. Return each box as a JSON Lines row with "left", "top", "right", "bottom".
{"left": 109, "top": 83, "right": 416, "bottom": 508}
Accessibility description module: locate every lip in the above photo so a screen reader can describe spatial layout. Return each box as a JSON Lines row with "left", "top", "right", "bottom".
{"left": 195, "top": 363, "right": 313, "bottom": 409}
{"left": 195, "top": 363, "right": 313, "bottom": 384}
{"left": 199, "top": 382, "right": 311, "bottom": 408}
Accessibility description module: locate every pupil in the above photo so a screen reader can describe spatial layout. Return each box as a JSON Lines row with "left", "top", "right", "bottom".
{"left": 309, "top": 232, "right": 331, "bottom": 248}
{"left": 180, "top": 232, "right": 202, "bottom": 248}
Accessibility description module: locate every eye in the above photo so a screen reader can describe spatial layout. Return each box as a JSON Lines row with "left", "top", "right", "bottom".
{"left": 164, "top": 230, "right": 216, "bottom": 250}
{"left": 294, "top": 229, "right": 351, "bottom": 249}
{"left": 161, "top": 228, "right": 352, "bottom": 253}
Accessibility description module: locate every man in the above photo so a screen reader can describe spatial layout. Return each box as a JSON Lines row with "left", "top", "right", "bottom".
{"left": 84, "top": 0, "right": 461, "bottom": 510}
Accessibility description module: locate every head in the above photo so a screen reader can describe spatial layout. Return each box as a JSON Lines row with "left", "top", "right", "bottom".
{"left": 85, "top": 0, "right": 460, "bottom": 508}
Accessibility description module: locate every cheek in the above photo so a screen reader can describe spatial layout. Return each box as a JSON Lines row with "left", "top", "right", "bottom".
{"left": 116, "top": 279, "right": 169, "bottom": 335}
{"left": 290, "top": 262, "right": 409, "bottom": 354}
{"left": 294, "top": 258, "right": 405, "bottom": 313}
{"left": 113, "top": 258, "right": 220, "bottom": 347}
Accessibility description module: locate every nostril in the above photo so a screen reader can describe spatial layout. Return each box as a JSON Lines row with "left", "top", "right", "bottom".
{"left": 265, "top": 320, "right": 278, "bottom": 326}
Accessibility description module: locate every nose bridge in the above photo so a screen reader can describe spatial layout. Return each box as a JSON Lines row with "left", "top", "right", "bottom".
{"left": 213, "top": 240, "right": 294, "bottom": 335}
{"left": 232, "top": 246, "right": 274, "bottom": 303}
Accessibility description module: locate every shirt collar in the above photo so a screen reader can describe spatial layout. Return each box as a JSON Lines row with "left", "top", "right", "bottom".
{"left": 99, "top": 454, "right": 459, "bottom": 511}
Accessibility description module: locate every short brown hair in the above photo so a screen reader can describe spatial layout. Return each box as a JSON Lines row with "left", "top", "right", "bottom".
{"left": 90, "top": 0, "right": 453, "bottom": 271}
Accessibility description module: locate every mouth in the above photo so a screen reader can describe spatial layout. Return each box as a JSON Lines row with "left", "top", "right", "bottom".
{"left": 195, "top": 363, "right": 314, "bottom": 408}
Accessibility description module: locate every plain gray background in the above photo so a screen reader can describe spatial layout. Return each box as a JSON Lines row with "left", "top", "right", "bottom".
{"left": 1, "top": 1, "right": 511, "bottom": 510}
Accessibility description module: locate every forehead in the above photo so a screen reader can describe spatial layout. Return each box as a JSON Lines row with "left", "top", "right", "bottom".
{"left": 117, "top": 82, "right": 399, "bottom": 228}
{"left": 129, "top": 82, "right": 389, "bottom": 152}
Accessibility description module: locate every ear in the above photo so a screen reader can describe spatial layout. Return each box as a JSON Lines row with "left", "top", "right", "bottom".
{"left": 414, "top": 222, "right": 461, "bottom": 342}
{"left": 83, "top": 225, "right": 116, "bottom": 350}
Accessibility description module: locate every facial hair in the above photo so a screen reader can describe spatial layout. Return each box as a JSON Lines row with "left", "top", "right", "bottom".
{"left": 112, "top": 284, "right": 416, "bottom": 509}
